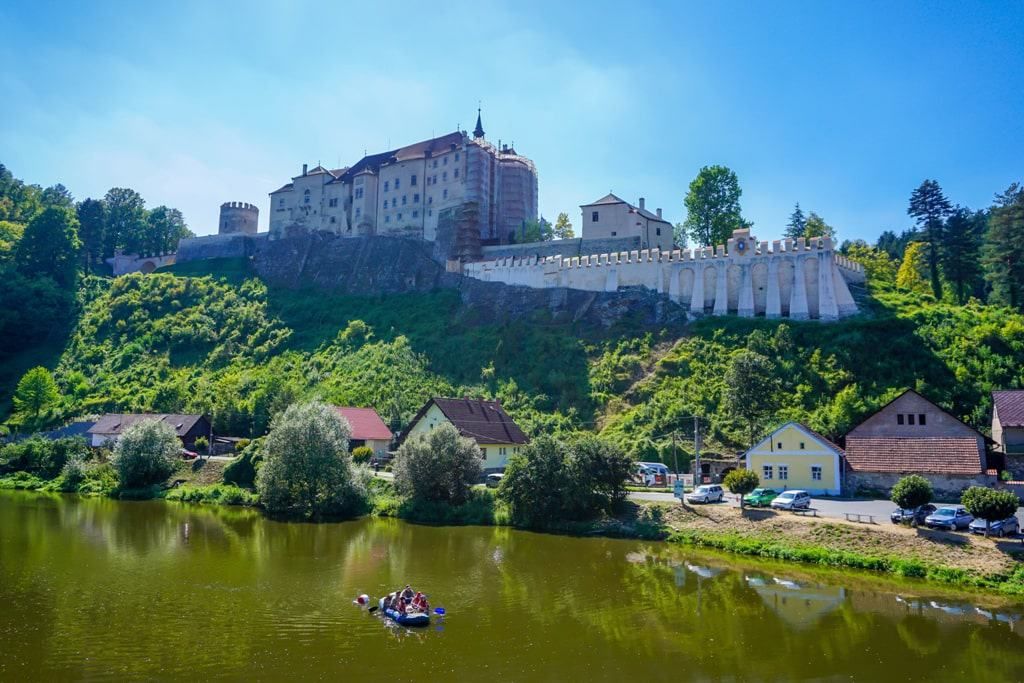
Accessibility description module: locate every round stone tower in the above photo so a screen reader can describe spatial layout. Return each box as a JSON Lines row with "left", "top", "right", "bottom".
{"left": 219, "top": 201, "right": 259, "bottom": 235}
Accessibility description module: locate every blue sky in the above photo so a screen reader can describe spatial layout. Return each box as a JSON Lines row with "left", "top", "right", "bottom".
{"left": 2, "top": 1, "right": 1022, "bottom": 243}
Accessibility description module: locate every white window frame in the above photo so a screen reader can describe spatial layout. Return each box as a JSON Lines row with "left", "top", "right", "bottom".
{"left": 762, "top": 465, "right": 773, "bottom": 480}
{"left": 778, "top": 465, "right": 789, "bottom": 480}
{"left": 811, "top": 465, "right": 822, "bottom": 481}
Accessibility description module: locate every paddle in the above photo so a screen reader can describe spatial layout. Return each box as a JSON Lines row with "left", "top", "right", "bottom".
{"left": 368, "top": 605, "right": 379, "bottom": 613}
{"left": 433, "top": 607, "right": 445, "bottom": 615}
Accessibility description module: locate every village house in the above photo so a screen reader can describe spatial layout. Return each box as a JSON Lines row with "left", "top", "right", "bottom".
{"left": 399, "top": 397, "right": 528, "bottom": 472}
{"left": 843, "top": 390, "right": 991, "bottom": 497}
{"left": 744, "top": 422, "right": 843, "bottom": 496}
{"left": 991, "top": 390, "right": 1024, "bottom": 455}
{"left": 579, "top": 193, "right": 674, "bottom": 253}
{"left": 87, "top": 414, "right": 211, "bottom": 450}
{"left": 333, "top": 406, "right": 393, "bottom": 457}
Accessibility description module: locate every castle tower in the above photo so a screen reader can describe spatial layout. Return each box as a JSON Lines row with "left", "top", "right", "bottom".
{"left": 219, "top": 201, "right": 259, "bottom": 235}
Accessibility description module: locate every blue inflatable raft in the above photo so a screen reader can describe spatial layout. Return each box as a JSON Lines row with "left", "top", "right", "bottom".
{"left": 379, "top": 598, "right": 430, "bottom": 627}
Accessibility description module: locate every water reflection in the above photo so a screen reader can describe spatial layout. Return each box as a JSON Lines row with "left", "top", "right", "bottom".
{"left": 2, "top": 490, "right": 1024, "bottom": 682}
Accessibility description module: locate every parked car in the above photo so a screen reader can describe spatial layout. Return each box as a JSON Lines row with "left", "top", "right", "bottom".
{"left": 686, "top": 485, "right": 724, "bottom": 504}
{"left": 743, "top": 488, "right": 779, "bottom": 507}
{"left": 890, "top": 504, "right": 937, "bottom": 525}
{"left": 180, "top": 448, "right": 198, "bottom": 460}
{"left": 485, "top": 473, "right": 504, "bottom": 489}
{"left": 770, "top": 490, "right": 812, "bottom": 510}
{"left": 636, "top": 462, "right": 669, "bottom": 487}
{"left": 968, "top": 515, "right": 1020, "bottom": 537}
{"left": 924, "top": 506, "right": 973, "bottom": 531}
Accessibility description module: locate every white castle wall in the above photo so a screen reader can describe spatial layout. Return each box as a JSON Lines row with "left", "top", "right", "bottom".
{"left": 462, "top": 232, "right": 864, "bottom": 320}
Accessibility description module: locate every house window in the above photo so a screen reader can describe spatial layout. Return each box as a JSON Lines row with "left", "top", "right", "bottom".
{"left": 395, "top": 178, "right": 400, "bottom": 189}
{"left": 592, "top": 211, "right": 599, "bottom": 222}
{"left": 304, "top": 189, "right": 310, "bottom": 204}
{"left": 384, "top": 181, "right": 389, "bottom": 192}
{"left": 414, "top": 193, "right": 420, "bottom": 203}
{"left": 762, "top": 465, "right": 773, "bottom": 480}
{"left": 355, "top": 188, "right": 364, "bottom": 199}
{"left": 919, "top": 414, "right": 926, "bottom": 425}
{"left": 411, "top": 174, "right": 417, "bottom": 186}
{"left": 328, "top": 198, "right": 338, "bottom": 207}
{"left": 278, "top": 198, "right": 284, "bottom": 208}
{"left": 811, "top": 466, "right": 822, "bottom": 481}
{"left": 656, "top": 227, "right": 661, "bottom": 236}
{"left": 908, "top": 414, "right": 915, "bottom": 425}
{"left": 779, "top": 465, "right": 789, "bottom": 480}
{"left": 799, "top": 442, "right": 805, "bottom": 450}
{"left": 777, "top": 442, "right": 783, "bottom": 450}
{"left": 897, "top": 414, "right": 904, "bottom": 425}
{"left": 611, "top": 231, "right": 617, "bottom": 236}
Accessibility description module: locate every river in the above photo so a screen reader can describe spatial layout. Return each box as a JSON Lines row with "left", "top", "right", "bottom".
{"left": 1, "top": 490, "right": 1023, "bottom": 681}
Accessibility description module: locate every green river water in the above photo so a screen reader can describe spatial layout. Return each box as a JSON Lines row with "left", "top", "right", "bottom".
{"left": 2, "top": 490, "right": 1023, "bottom": 681}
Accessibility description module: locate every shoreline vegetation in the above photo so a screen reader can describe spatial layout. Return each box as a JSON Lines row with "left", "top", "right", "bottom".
{"left": 5, "top": 469, "right": 1024, "bottom": 598}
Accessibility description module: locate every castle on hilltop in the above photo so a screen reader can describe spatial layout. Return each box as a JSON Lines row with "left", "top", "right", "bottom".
{"left": 267, "top": 110, "right": 537, "bottom": 245}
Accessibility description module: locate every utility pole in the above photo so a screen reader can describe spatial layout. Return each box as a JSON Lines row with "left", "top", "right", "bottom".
{"left": 672, "top": 432, "right": 679, "bottom": 482}
{"left": 693, "top": 416, "right": 702, "bottom": 486}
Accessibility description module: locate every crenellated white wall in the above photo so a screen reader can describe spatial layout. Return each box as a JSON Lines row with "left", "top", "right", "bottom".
{"left": 461, "top": 230, "right": 863, "bottom": 320}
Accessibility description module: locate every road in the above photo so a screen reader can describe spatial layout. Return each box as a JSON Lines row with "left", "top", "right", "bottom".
{"left": 627, "top": 491, "right": 1024, "bottom": 525}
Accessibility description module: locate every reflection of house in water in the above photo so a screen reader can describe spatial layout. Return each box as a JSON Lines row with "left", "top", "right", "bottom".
{"left": 852, "top": 591, "right": 1024, "bottom": 637}
{"left": 749, "top": 578, "right": 846, "bottom": 629}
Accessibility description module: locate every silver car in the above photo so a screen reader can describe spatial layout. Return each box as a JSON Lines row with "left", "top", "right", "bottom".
{"left": 924, "top": 506, "right": 973, "bottom": 531}
{"left": 686, "top": 485, "right": 724, "bottom": 504}
{"left": 968, "top": 515, "right": 1020, "bottom": 537}
{"left": 770, "top": 490, "right": 811, "bottom": 510}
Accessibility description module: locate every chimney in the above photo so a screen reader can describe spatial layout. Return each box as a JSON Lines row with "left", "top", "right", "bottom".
{"left": 302, "top": 163, "right": 308, "bottom": 176}
{"left": 638, "top": 197, "right": 646, "bottom": 210}
{"left": 657, "top": 208, "right": 663, "bottom": 219}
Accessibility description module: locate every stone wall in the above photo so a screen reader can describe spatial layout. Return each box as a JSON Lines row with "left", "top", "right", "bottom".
{"left": 845, "top": 471, "right": 995, "bottom": 500}
{"left": 106, "top": 252, "right": 177, "bottom": 275}
{"left": 177, "top": 233, "right": 268, "bottom": 263}
{"left": 464, "top": 231, "right": 864, "bottom": 321}
{"left": 480, "top": 236, "right": 641, "bottom": 261}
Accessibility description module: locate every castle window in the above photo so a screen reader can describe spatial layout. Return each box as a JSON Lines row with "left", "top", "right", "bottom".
{"left": 384, "top": 181, "right": 389, "bottom": 192}
{"left": 355, "top": 188, "right": 364, "bottom": 199}
{"left": 443, "top": 171, "right": 448, "bottom": 181}
{"left": 455, "top": 152, "right": 460, "bottom": 161}
{"left": 919, "top": 414, "right": 926, "bottom": 425}
{"left": 592, "top": 211, "right": 599, "bottom": 222}
{"left": 413, "top": 210, "right": 419, "bottom": 218}
{"left": 278, "top": 198, "right": 284, "bottom": 207}
{"left": 433, "top": 160, "right": 438, "bottom": 169}
{"left": 330, "top": 216, "right": 336, "bottom": 223}
{"left": 414, "top": 194, "right": 420, "bottom": 203}
{"left": 328, "top": 198, "right": 338, "bottom": 207}
{"left": 355, "top": 208, "right": 361, "bottom": 217}
{"left": 411, "top": 174, "right": 417, "bottom": 186}
{"left": 443, "top": 189, "right": 448, "bottom": 200}
{"left": 392, "top": 198, "right": 397, "bottom": 208}
{"left": 454, "top": 169, "right": 459, "bottom": 178}
{"left": 402, "top": 195, "right": 407, "bottom": 205}
{"left": 397, "top": 213, "right": 402, "bottom": 220}
{"left": 443, "top": 156, "right": 448, "bottom": 165}
{"left": 656, "top": 227, "right": 661, "bottom": 236}
{"left": 385, "top": 215, "right": 390, "bottom": 223}
{"left": 428, "top": 196, "right": 433, "bottom": 204}
{"left": 395, "top": 178, "right": 400, "bottom": 189}
{"left": 428, "top": 209, "right": 433, "bottom": 216}
{"left": 433, "top": 175, "right": 437, "bottom": 184}
{"left": 304, "top": 190, "right": 310, "bottom": 204}
{"left": 611, "top": 231, "right": 617, "bottom": 236}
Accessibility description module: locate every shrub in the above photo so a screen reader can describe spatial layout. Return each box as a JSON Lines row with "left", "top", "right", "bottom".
{"left": 78, "top": 463, "right": 118, "bottom": 495}
{"left": 223, "top": 437, "right": 263, "bottom": 488}
{"left": 352, "top": 446, "right": 374, "bottom": 464}
{"left": 194, "top": 435, "right": 209, "bottom": 453}
{"left": 565, "top": 434, "right": 633, "bottom": 514}
{"left": 0, "top": 436, "right": 89, "bottom": 478}
{"left": 60, "top": 455, "right": 88, "bottom": 491}
{"left": 724, "top": 468, "right": 760, "bottom": 508}
{"left": 392, "top": 423, "right": 482, "bottom": 505}
{"left": 256, "top": 401, "right": 367, "bottom": 519}
{"left": 112, "top": 419, "right": 180, "bottom": 488}
{"left": 234, "top": 438, "right": 251, "bottom": 452}
{"left": 961, "top": 486, "right": 1020, "bottom": 536}
{"left": 890, "top": 475, "right": 933, "bottom": 523}
{"left": 165, "top": 484, "right": 258, "bottom": 506}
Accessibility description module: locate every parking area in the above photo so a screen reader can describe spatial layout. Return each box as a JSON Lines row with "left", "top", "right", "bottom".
{"left": 629, "top": 490, "right": 1024, "bottom": 528}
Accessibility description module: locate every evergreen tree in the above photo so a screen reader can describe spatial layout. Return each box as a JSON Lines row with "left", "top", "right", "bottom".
{"left": 875, "top": 229, "right": 918, "bottom": 261}
{"left": 983, "top": 183, "right": 1024, "bottom": 309}
{"left": 942, "top": 207, "right": 985, "bottom": 303}
{"left": 785, "top": 203, "right": 806, "bottom": 239}
{"left": 16, "top": 206, "right": 81, "bottom": 290}
{"left": 76, "top": 198, "right": 106, "bottom": 270}
{"left": 552, "top": 212, "right": 575, "bottom": 240}
{"left": 683, "top": 165, "right": 750, "bottom": 247}
{"left": 907, "top": 179, "right": 953, "bottom": 299}
{"left": 103, "top": 187, "right": 146, "bottom": 256}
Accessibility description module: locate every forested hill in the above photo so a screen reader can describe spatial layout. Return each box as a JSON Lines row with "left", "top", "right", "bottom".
{"left": 3, "top": 160, "right": 1024, "bottom": 465}
{"left": 7, "top": 254, "right": 1024, "bottom": 466}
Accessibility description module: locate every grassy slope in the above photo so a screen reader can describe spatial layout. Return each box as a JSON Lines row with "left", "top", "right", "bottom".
{"left": 6, "top": 257, "right": 1024, "bottom": 463}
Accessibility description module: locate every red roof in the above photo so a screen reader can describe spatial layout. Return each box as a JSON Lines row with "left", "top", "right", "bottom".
{"left": 844, "top": 436, "right": 985, "bottom": 475}
{"left": 333, "top": 407, "right": 393, "bottom": 441}
{"left": 994, "top": 390, "right": 1024, "bottom": 428}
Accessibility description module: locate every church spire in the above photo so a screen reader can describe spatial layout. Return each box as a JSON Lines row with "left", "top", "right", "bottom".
{"left": 473, "top": 106, "right": 485, "bottom": 139}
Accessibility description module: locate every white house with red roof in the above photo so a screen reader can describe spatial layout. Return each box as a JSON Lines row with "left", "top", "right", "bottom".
{"left": 332, "top": 407, "right": 393, "bottom": 456}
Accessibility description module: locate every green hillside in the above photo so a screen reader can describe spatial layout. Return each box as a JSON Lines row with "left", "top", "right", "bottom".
{"left": 12, "top": 255, "right": 1024, "bottom": 466}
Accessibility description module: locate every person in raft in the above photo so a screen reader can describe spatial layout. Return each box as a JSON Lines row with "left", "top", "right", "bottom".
{"left": 412, "top": 592, "right": 429, "bottom": 613}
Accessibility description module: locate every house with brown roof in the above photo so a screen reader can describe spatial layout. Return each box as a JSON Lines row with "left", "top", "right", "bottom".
{"left": 333, "top": 406, "right": 393, "bottom": 457}
{"left": 398, "top": 397, "right": 528, "bottom": 472}
{"left": 992, "top": 390, "right": 1024, "bottom": 455}
{"left": 843, "top": 390, "right": 991, "bottom": 497}
{"left": 88, "top": 414, "right": 211, "bottom": 450}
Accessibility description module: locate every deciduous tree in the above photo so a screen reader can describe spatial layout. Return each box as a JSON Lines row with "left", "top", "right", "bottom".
{"left": 392, "top": 422, "right": 482, "bottom": 505}
{"left": 13, "top": 367, "right": 60, "bottom": 427}
{"left": 896, "top": 241, "right": 930, "bottom": 294}
{"left": 890, "top": 475, "right": 933, "bottom": 526}
{"left": 103, "top": 187, "right": 146, "bottom": 257}
{"left": 112, "top": 419, "right": 180, "bottom": 488}
{"left": 76, "top": 198, "right": 106, "bottom": 270}
{"left": 552, "top": 212, "right": 574, "bottom": 240}
{"left": 683, "top": 165, "right": 750, "bottom": 247}
{"left": 961, "top": 486, "right": 1019, "bottom": 537}
{"left": 15, "top": 206, "right": 80, "bottom": 290}
{"left": 723, "top": 350, "right": 780, "bottom": 446}
{"left": 724, "top": 468, "right": 760, "bottom": 509}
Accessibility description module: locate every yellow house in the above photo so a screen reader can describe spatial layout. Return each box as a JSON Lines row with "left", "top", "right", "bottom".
{"left": 744, "top": 422, "right": 843, "bottom": 496}
{"left": 399, "top": 397, "right": 528, "bottom": 471}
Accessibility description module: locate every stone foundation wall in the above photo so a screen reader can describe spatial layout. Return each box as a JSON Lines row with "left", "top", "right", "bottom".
{"left": 481, "top": 236, "right": 641, "bottom": 262}
{"left": 846, "top": 471, "right": 994, "bottom": 500}
{"left": 177, "top": 233, "right": 268, "bottom": 263}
